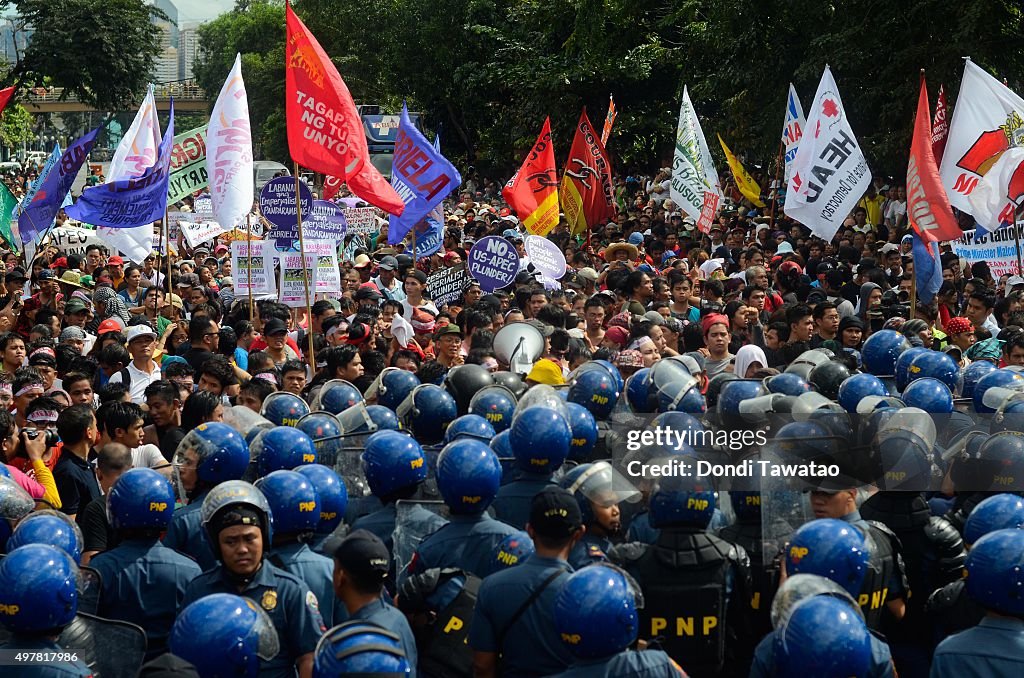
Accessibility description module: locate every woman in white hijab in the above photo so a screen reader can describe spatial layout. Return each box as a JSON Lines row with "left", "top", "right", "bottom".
{"left": 733, "top": 344, "right": 768, "bottom": 378}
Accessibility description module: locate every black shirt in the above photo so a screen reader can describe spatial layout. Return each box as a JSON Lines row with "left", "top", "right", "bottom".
{"left": 158, "top": 426, "right": 186, "bottom": 463}
{"left": 182, "top": 347, "right": 213, "bottom": 373}
{"left": 53, "top": 450, "right": 101, "bottom": 520}
{"left": 80, "top": 495, "right": 118, "bottom": 554}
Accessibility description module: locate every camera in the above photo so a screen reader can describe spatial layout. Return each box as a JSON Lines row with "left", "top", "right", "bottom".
{"left": 24, "top": 428, "right": 59, "bottom": 447}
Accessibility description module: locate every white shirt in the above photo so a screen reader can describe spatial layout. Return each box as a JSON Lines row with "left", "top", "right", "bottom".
{"left": 107, "top": 360, "right": 162, "bottom": 404}
{"left": 131, "top": 443, "right": 167, "bottom": 470}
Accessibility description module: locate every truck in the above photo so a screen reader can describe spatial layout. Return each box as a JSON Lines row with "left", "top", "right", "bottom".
{"left": 358, "top": 105, "right": 424, "bottom": 180}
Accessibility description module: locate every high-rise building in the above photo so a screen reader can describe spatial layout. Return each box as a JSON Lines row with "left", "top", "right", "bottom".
{"left": 150, "top": 0, "right": 180, "bottom": 83}
{"left": 178, "top": 27, "right": 199, "bottom": 81}
{"left": 152, "top": 0, "right": 179, "bottom": 46}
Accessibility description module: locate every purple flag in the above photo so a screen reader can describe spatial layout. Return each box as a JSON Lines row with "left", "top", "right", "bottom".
{"left": 19, "top": 129, "right": 100, "bottom": 246}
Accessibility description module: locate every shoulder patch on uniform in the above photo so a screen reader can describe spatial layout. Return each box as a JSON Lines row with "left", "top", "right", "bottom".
{"left": 586, "top": 544, "right": 606, "bottom": 560}
{"left": 261, "top": 589, "right": 278, "bottom": 611}
{"left": 306, "top": 590, "right": 319, "bottom": 613}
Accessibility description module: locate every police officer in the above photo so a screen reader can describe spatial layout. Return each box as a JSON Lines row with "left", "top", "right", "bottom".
{"left": 164, "top": 422, "right": 251, "bottom": 571}
{"left": 491, "top": 406, "right": 571, "bottom": 529}
{"left": 407, "top": 438, "right": 517, "bottom": 580}
{"left": 549, "top": 564, "right": 686, "bottom": 677}
{"left": 0, "top": 475, "right": 35, "bottom": 552}
{"left": 469, "top": 487, "right": 584, "bottom": 678}
{"left": 398, "top": 568, "right": 479, "bottom": 678}
{"left": 0, "top": 544, "right": 93, "bottom": 677}
{"left": 561, "top": 461, "right": 640, "bottom": 568}
{"left": 6, "top": 510, "right": 84, "bottom": 564}
{"left": 257, "top": 470, "right": 347, "bottom": 627}
{"left": 294, "top": 464, "right": 348, "bottom": 557}
{"left": 89, "top": 467, "right": 202, "bottom": 659}
{"left": 313, "top": 621, "right": 412, "bottom": 678}
{"left": 931, "top": 528, "right": 1024, "bottom": 676}
{"left": 331, "top": 530, "right": 419, "bottom": 677}
{"left": 180, "top": 480, "right": 326, "bottom": 678}
{"left": 610, "top": 474, "right": 751, "bottom": 676}
{"left": 717, "top": 489, "right": 777, "bottom": 639}
{"left": 171, "top": 593, "right": 281, "bottom": 678}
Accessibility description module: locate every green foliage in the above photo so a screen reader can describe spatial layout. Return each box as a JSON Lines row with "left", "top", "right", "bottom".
{"left": 0, "top": 104, "right": 34, "bottom": 147}
{"left": 4, "top": 0, "right": 165, "bottom": 111}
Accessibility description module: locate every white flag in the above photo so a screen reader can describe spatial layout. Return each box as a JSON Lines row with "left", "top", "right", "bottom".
{"left": 782, "top": 83, "right": 806, "bottom": 183}
{"left": 207, "top": 54, "right": 254, "bottom": 231}
{"left": 669, "top": 86, "right": 721, "bottom": 228}
{"left": 784, "top": 65, "right": 871, "bottom": 241}
{"left": 99, "top": 85, "right": 161, "bottom": 262}
{"left": 967, "top": 146, "right": 1024, "bottom": 233}
{"left": 940, "top": 59, "right": 1024, "bottom": 214}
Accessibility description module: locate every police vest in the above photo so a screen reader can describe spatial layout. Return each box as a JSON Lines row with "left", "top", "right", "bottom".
{"left": 717, "top": 522, "right": 777, "bottom": 639}
{"left": 626, "top": 530, "right": 734, "bottom": 673}
{"left": 853, "top": 519, "right": 903, "bottom": 631}
{"left": 420, "top": 573, "right": 480, "bottom": 678}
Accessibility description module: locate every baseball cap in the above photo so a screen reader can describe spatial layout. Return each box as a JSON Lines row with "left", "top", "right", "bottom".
{"left": 434, "top": 324, "right": 464, "bottom": 339}
{"left": 6, "top": 266, "right": 26, "bottom": 282}
{"left": 97, "top": 318, "right": 124, "bottom": 335}
{"left": 528, "top": 487, "right": 583, "bottom": 539}
{"left": 526, "top": 358, "right": 565, "bottom": 386}
{"left": 166, "top": 293, "right": 185, "bottom": 310}
{"left": 525, "top": 319, "right": 554, "bottom": 338}
{"left": 355, "top": 285, "right": 383, "bottom": 302}
{"left": 353, "top": 254, "right": 373, "bottom": 269}
{"left": 263, "top": 319, "right": 288, "bottom": 336}
{"left": 107, "top": 255, "right": 124, "bottom": 266}
{"left": 334, "top": 529, "right": 390, "bottom": 582}
{"left": 37, "top": 269, "right": 55, "bottom": 280}
{"left": 642, "top": 311, "right": 666, "bottom": 326}
{"left": 577, "top": 267, "right": 599, "bottom": 283}
{"left": 604, "top": 325, "right": 629, "bottom": 347}
{"left": 1006, "top": 275, "right": 1024, "bottom": 290}
{"left": 64, "top": 299, "right": 90, "bottom": 315}
{"left": 59, "top": 326, "right": 87, "bottom": 342}
{"left": 48, "top": 257, "right": 68, "bottom": 270}
{"left": 378, "top": 256, "right": 399, "bottom": 271}
{"left": 126, "top": 325, "right": 158, "bottom": 343}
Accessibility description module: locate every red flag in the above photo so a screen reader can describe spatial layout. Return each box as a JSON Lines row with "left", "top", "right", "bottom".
{"left": 561, "top": 109, "right": 614, "bottom": 235}
{"left": 931, "top": 84, "right": 949, "bottom": 163}
{"left": 600, "top": 95, "right": 617, "bottom": 146}
{"left": 908, "top": 74, "right": 960, "bottom": 243}
{"left": 322, "top": 174, "right": 342, "bottom": 201}
{"left": 502, "top": 118, "right": 559, "bottom": 236}
{"left": 0, "top": 88, "right": 15, "bottom": 119}
{"left": 284, "top": 2, "right": 403, "bottom": 215}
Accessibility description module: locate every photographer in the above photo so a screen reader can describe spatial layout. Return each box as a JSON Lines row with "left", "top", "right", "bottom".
{"left": 0, "top": 408, "right": 60, "bottom": 508}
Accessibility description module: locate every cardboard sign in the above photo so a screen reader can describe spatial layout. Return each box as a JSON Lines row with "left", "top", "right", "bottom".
{"left": 304, "top": 200, "right": 348, "bottom": 241}
{"left": 467, "top": 236, "right": 519, "bottom": 291}
{"left": 47, "top": 226, "right": 105, "bottom": 258}
{"left": 341, "top": 207, "right": 378, "bottom": 235}
{"left": 278, "top": 251, "right": 319, "bottom": 307}
{"left": 179, "top": 219, "right": 227, "bottom": 249}
{"left": 524, "top": 235, "right": 566, "bottom": 279}
{"left": 951, "top": 227, "right": 1023, "bottom": 278}
{"left": 260, "top": 176, "right": 313, "bottom": 231}
{"left": 302, "top": 239, "right": 343, "bottom": 295}
{"left": 231, "top": 240, "right": 276, "bottom": 294}
{"left": 427, "top": 264, "right": 470, "bottom": 308}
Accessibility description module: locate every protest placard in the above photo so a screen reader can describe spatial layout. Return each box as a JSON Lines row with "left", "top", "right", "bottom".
{"left": 278, "top": 251, "right": 318, "bottom": 307}
{"left": 47, "top": 226, "right": 105, "bottom": 259}
{"left": 524, "top": 235, "right": 566, "bottom": 279}
{"left": 302, "top": 239, "right": 343, "bottom": 294}
{"left": 341, "top": 207, "right": 378, "bottom": 235}
{"left": 467, "top": 236, "right": 519, "bottom": 291}
{"left": 304, "top": 201, "right": 348, "bottom": 241}
{"left": 180, "top": 220, "right": 227, "bottom": 249}
{"left": 167, "top": 125, "right": 209, "bottom": 203}
{"left": 951, "top": 226, "right": 1023, "bottom": 277}
{"left": 260, "top": 176, "right": 313, "bottom": 236}
{"left": 427, "top": 264, "right": 470, "bottom": 308}
{"left": 231, "top": 240, "right": 276, "bottom": 294}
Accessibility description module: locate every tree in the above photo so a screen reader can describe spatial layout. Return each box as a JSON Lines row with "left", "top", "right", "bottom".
{"left": 0, "top": 103, "right": 34, "bottom": 148}
{"left": 3, "top": 0, "right": 166, "bottom": 111}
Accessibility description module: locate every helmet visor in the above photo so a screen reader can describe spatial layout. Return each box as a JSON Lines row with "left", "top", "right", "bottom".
{"left": 567, "top": 461, "right": 641, "bottom": 507}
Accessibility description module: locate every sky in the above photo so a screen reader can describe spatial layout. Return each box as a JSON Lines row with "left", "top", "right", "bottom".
{"left": 168, "top": 0, "right": 236, "bottom": 24}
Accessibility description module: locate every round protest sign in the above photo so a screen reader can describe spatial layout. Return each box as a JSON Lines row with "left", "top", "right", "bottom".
{"left": 306, "top": 200, "right": 348, "bottom": 241}
{"left": 524, "top": 234, "right": 567, "bottom": 279}
{"left": 259, "top": 176, "right": 313, "bottom": 231}
{"left": 467, "top": 235, "right": 520, "bottom": 292}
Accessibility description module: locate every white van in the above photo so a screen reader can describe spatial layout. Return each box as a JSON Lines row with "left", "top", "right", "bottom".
{"left": 254, "top": 161, "right": 290, "bottom": 193}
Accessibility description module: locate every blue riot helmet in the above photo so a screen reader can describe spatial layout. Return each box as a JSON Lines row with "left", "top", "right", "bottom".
{"left": 314, "top": 621, "right": 411, "bottom": 678}
{"left": 651, "top": 411, "right": 706, "bottom": 453}
{"left": 964, "top": 528, "right": 1024, "bottom": 615}
{"left": 624, "top": 368, "right": 657, "bottom": 413}
{"left": 861, "top": 328, "right": 910, "bottom": 375}
{"left": 565, "top": 402, "right": 598, "bottom": 462}
{"left": 764, "top": 372, "right": 811, "bottom": 396}
{"left": 362, "top": 430, "right": 427, "bottom": 498}
{"left": 894, "top": 346, "right": 930, "bottom": 391}
{"left": 493, "top": 531, "right": 535, "bottom": 570}
{"left": 171, "top": 593, "right": 280, "bottom": 678}
{"left": 443, "top": 414, "right": 497, "bottom": 444}
{"left": 785, "top": 518, "right": 869, "bottom": 597}
{"left": 907, "top": 350, "right": 959, "bottom": 391}
{"left": 201, "top": 481, "right": 273, "bottom": 560}
{"left": 901, "top": 377, "right": 953, "bottom": 413}
{"left": 568, "top": 365, "right": 619, "bottom": 419}
{"left": 974, "top": 369, "right": 1024, "bottom": 413}
{"left": 770, "top": 573, "right": 864, "bottom": 630}
{"left": 364, "top": 405, "right": 401, "bottom": 431}
{"left": 175, "top": 421, "right": 252, "bottom": 492}
{"left": 589, "top": 359, "right": 625, "bottom": 393}
{"left": 490, "top": 429, "right": 513, "bottom": 459}
{"left": 837, "top": 373, "right": 889, "bottom": 413}
{"left": 561, "top": 461, "right": 641, "bottom": 525}
{"left": 0, "top": 544, "right": 79, "bottom": 633}
{"left": 312, "top": 379, "right": 364, "bottom": 415}
{"left": 372, "top": 368, "right": 421, "bottom": 411}
{"left": 649, "top": 474, "right": 715, "bottom": 529}
{"left": 260, "top": 391, "right": 310, "bottom": 427}
{"left": 107, "top": 467, "right": 175, "bottom": 531}
{"left": 554, "top": 564, "right": 639, "bottom": 659}
{"left": 717, "top": 379, "right": 766, "bottom": 417}
{"left": 975, "top": 431, "right": 1024, "bottom": 492}
{"left": 436, "top": 438, "right": 503, "bottom": 514}
{"left": 873, "top": 407, "right": 938, "bottom": 491}
{"left": 253, "top": 426, "right": 318, "bottom": 476}
{"left": 772, "top": 420, "right": 837, "bottom": 464}
{"left": 704, "top": 372, "right": 739, "bottom": 410}
{"left": 807, "top": 360, "right": 851, "bottom": 401}
{"left": 774, "top": 595, "right": 872, "bottom": 677}
{"left": 7, "top": 510, "right": 83, "bottom": 564}
{"left": 295, "top": 464, "right": 348, "bottom": 535}
{"left": 0, "top": 476, "right": 34, "bottom": 551}
{"left": 297, "top": 412, "right": 344, "bottom": 463}
{"left": 397, "top": 384, "right": 458, "bottom": 444}
{"left": 444, "top": 363, "right": 496, "bottom": 415}
{"left": 959, "top": 360, "right": 997, "bottom": 399}
{"left": 510, "top": 406, "right": 571, "bottom": 474}
{"left": 650, "top": 358, "right": 706, "bottom": 414}
{"left": 255, "top": 470, "right": 320, "bottom": 536}
{"left": 731, "top": 491, "right": 762, "bottom": 523}
{"left": 469, "top": 384, "right": 518, "bottom": 433}
{"left": 964, "top": 494, "right": 1024, "bottom": 546}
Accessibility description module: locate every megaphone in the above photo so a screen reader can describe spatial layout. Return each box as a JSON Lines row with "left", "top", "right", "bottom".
{"left": 494, "top": 321, "right": 545, "bottom": 375}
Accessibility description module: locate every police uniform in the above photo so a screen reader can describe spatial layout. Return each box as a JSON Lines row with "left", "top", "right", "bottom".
{"left": 400, "top": 569, "right": 478, "bottom": 678}
{"left": 840, "top": 509, "right": 908, "bottom": 630}
{"left": 931, "top": 616, "right": 1024, "bottom": 677}
{"left": 491, "top": 474, "right": 557, "bottom": 530}
{"left": 0, "top": 637, "right": 92, "bottom": 678}
{"left": 567, "top": 531, "right": 612, "bottom": 569}
{"left": 748, "top": 628, "right": 896, "bottom": 677}
{"left": 162, "top": 490, "right": 217, "bottom": 571}
{"left": 350, "top": 598, "right": 419, "bottom": 678}
{"left": 267, "top": 541, "right": 347, "bottom": 627}
{"left": 89, "top": 537, "right": 202, "bottom": 659}
{"left": 408, "top": 513, "right": 518, "bottom": 580}
{"left": 469, "top": 554, "right": 575, "bottom": 677}
{"left": 352, "top": 503, "right": 448, "bottom": 554}
{"left": 717, "top": 519, "right": 779, "bottom": 641}
{"left": 627, "top": 509, "right": 729, "bottom": 545}
{"left": 547, "top": 650, "right": 686, "bottom": 677}
{"left": 344, "top": 494, "right": 383, "bottom": 528}
{"left": 926, "top": 579, "right": 986, "bottom": 644}
{"left": 181, "top": 561, "right": 326, "bottom": 678}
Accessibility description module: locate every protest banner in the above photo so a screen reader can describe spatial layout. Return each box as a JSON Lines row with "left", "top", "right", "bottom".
{"left": 231, "top": 240, "right": 276, "bottom": 294}
{"left": 524, "top": 235, "right": 566, "bottom": 279}
{"left": 341, "top": 206, "right": 378, "bottom": 235}
{"left": 467, "top": 236, "right": 519, "bottom": 291}
{"left": 180, "top": 220, "right": 228, "bottom": 249}
{"left": 47, "top": 225, "right": 105, "bottom": 259}
{"left": 427, "top": 264, "right": 470, "bottom": 308}
{"left": 304, "top": 201, "right": 348, "bottom": 241}
{"left": 167, "top": 125, "right": 209, "bottom": 203}
{"left": 260, "top": 176, "right": 313, "bottom": 233}
{"left": 951, "top": 227, "right": 1022, "bottom": 278}
{"left": 302, "top": 239, "right": 343, "bottom": 294}
{"left": 278, "top": 251, "right": 319, "bottom": 307}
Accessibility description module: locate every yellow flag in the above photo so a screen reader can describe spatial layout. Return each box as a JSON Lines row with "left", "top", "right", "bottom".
{"left": 717, "top": 135, "right": 765, "bottom": 207}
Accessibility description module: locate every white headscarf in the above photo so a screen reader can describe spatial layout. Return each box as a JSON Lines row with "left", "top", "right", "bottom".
{"left": 733, "top": 345, "right": 768, "bottom": 379}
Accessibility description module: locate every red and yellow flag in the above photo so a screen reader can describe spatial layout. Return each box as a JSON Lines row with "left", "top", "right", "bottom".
{"left": 561, "top": 109, "right": 614, "bottom": 235}
{"left": 908, "top": 74, "right": 960, "bottom": 243}
{"left": 502, "top": 118, "right": 559, "bottom": 235}
{"left": 717, "top": 135, "right": 764, "bottom": 207}
{"left": 601, "top": 95, "right": 617, "bottom": 146}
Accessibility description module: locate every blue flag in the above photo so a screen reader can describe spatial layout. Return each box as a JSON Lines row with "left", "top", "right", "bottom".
{"left": 912, "top": 229, "right": 943, "bottom": 305}
{"left": 15, "top": 144, "right": 61, "bottom": 245}
{"left": 66, "top": 103, "right": 175, "bottom": 228}
{"left": 19, "top": 127, "right": 101, "bottom": 246}
{"left": 388, "top": 103, "right": 461, "bottom": 245}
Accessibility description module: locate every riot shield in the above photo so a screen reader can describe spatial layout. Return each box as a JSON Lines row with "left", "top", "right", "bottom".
{"left": 393, "top": 499, "right": 449, "bottom": 580}
{"left": 334, "top": 446, "right": 371, "bottom": 500}
{"left": 61, "top": 612, "right": 147, "bottom": 677}
{"left": 78, "top": 566, "right": 101, "bottom": 616}
{"left": 759, "top": 446, "right": 814, "bottom": 570}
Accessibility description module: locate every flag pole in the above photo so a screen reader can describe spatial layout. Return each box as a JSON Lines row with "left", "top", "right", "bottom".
{"left": 768, "top": 141, "right": 784, "bottom": 229}
{"left": 165, "top": 212, "right": 175, "bottom": 320}
{"left": 294, "top": 162, "right": 316, "bottom": 367}
{"left": 1015, "top": 208, "right": 1024, "bottom": 276}
{"left": 412, "top": 221, "right": 417, "bottom": 261}
{"left": 246, "top": 212, "right": 254, "bottom": 325}
{"left": 909, "top": 262, "right": 917, "bottom": 320}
